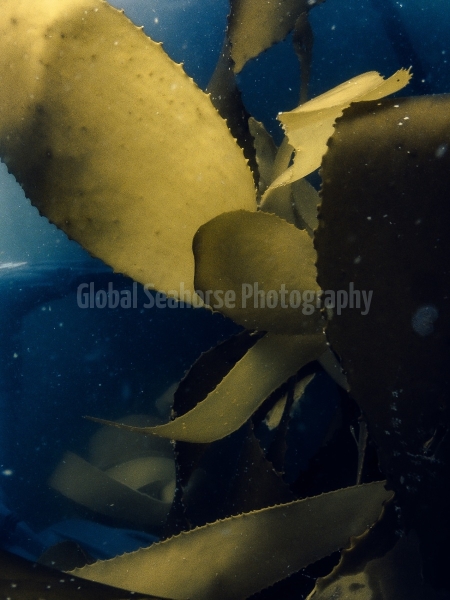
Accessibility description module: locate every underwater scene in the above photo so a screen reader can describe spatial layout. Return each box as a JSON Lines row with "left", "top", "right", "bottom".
{"left": 0, "top": 0, "right": 449, "bottom": 598}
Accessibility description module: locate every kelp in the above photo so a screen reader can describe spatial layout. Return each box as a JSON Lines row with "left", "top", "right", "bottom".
{"left": 0, "top": 0, "right": 256, "bottom": 300}
{"left": 228, "top": 0, "right": 324, "bottom": 75}
{"left": 263, "top": 69, "right": 412, "bottom": 200}
{"left": 71, "top": 483, "right": 391, "bottom": 600}
{"left": 307, "top": 501, "right": 449, "bottom": 599}
{"left": 315, "top": 94, "right": 450, "bottom": 586}
{"left": 50, "top": 451, "right": 174, "bottom": 528}
{"left": 193, "top": 210, "right": 322, "bottom": 334}
{"left": 88, "top": 333, "right": 327, "bottom": 443}
{"left": 0, "top": 548, "right": 158, "bottom": 599}
{"left": 0, "top": 0, "right": 449, "bottom": 597}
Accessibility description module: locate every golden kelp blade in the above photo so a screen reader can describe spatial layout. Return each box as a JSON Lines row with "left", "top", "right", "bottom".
{"left": 228, "top": 0, "right": 321, "bottom": 73}
{"left": 0, "top": 0, "right": 256, "bottom": 298}
{"left": 263, "top": 69, "right": 411, "bottom": 200}
{"left": 88, "top": 333, "right": 327, "bottom": 443}
{"left": 194, "top": 210, "right": 322, "bottom": 334}
{"left": 71, "top": 482, "right": 392, "bottom": 600}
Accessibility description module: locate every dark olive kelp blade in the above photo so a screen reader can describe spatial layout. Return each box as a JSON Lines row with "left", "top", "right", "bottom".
{"left": 315, "top": 94, "right": 450, "bottom": 585}
{"left": 308, "top": 501, "right": 449, "bottom": 600}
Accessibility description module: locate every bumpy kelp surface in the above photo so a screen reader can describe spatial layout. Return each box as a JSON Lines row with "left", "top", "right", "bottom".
{"left": 316, "top": 94, "right": 450, "bottom": 585}
{"left": 71, "top": 482, "right": 391, "bottom": 600}
{"left": 194, "top": 210, "right": 322, "bottom": 334}
{"left": 88, "top": 332, "right": 327, "bottom": 443}
{"left": 0, "top": 0, "right": 256, "bottom": 298}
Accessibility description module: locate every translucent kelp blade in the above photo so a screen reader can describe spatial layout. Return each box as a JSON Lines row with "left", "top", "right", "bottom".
{"left": 248, "top": 117, "right": 277, "bottom": 196}
{"left": 228, "top": 0, "right": 323, "bottom": 73}
{"left": 88, "top": 333, "right": 327, "bottom": 443}
{"left": 263, "top": 69, "right": 411, "bottom": 199}
{"left": 261, "top": 177, "right": 320, "bottom": 236}
{"left": 0, "top": 549, "right": 160, "bottom": 600}
{"left": 71, "top": 482, "right": 391, "bottom": 600}
{"left": 50, "top": 452, "right": 172, "bottom": 528}
{"left": 194, "top": 210, "right": 322, "bottom": 334}
{"left": 88, "top": 414, "right": 175, "bottom": 471}
{"left": 315, "top": 95, "right": 450, "bottom": 583}
{"left": 0, "top": 0, "right": 256, "bottom": 298}
{"left": 105, "top": 456, "right": 175, "bottom": 492}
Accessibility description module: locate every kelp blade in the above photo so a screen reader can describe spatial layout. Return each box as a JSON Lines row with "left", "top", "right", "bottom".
{"left": 228, "top": 0, "right": 322, "bottom": 73}
{"left": 88, "top": 332, "right": 327, "bottom": 443}
{"left": 0, "top": 0, "right": 256, "bottom": 298}
{"left": 194, "top": 210, "right": 322, "bottom": 334}
{"left": 0, "top": 549, "right": 159, "bottom": 600}
{"left": 263, "top": 69, "right": 411, "bottom": 199}
{"left": 72, "top": 482, "right": 391, "bottom": 599}
{"left": 315, "top": 94, "right": 450, "bottom": 584}
{"left": 50, "top": 452, "right": 173, "bottom": 528}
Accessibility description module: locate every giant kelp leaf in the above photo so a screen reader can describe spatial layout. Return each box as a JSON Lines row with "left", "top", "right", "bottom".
{"left": 89, "top": 333, "right": 327, "bottom": 443}
{"left": 194, "top": 210, "right": 322, "bottom": 334}
{"left": 228, "top": 0, "right": 324, "bottom": 73}
{"left": 71, "top": 482, "right": 391, "bottom": 599}
{"left": 0, "top": 549, "right": 159, "bottom": 599}
{"left": 50, "top": 452, "right": 173, "bottom": 528}
{"left": 0, "top": 0, "right": 256, "bottom": 299}
{"left": 263, "top": 69, "right": 411, "bottom": 200}
{"left": 315, "top": 95, "right": 450, "bottom": 584}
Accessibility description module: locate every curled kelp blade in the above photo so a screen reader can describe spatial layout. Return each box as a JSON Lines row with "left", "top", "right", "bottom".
{"left": 50, "top": 452, "right": 173, "bottom": 529}
{"left": 87, "top": 332, "right": 327, "bottom": 443}
{"left": 315, "top": 95, "right": 450, "bottom": 584}
{"left": 261, "top": 177, "right": 320, "bottom": 236}
{"left": 228, "top": 0, "right": 323, "bottom": 74}
{"left": 263, "top": 69, "right": 411, "bottom": 201}
{"left": 88, "top": 414, "right": 175, "bottom": 470}
{"left": 0, "top": 0, "right": 256, "bottom": 299}
{"left": 71, "top": 482, "right": 391, "bottom": 600}
{"left": 0, "top": 549, "right": 160, "bottom": 600}
{"left": 194, "top": 210, "right": 322, "bottom": 334}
